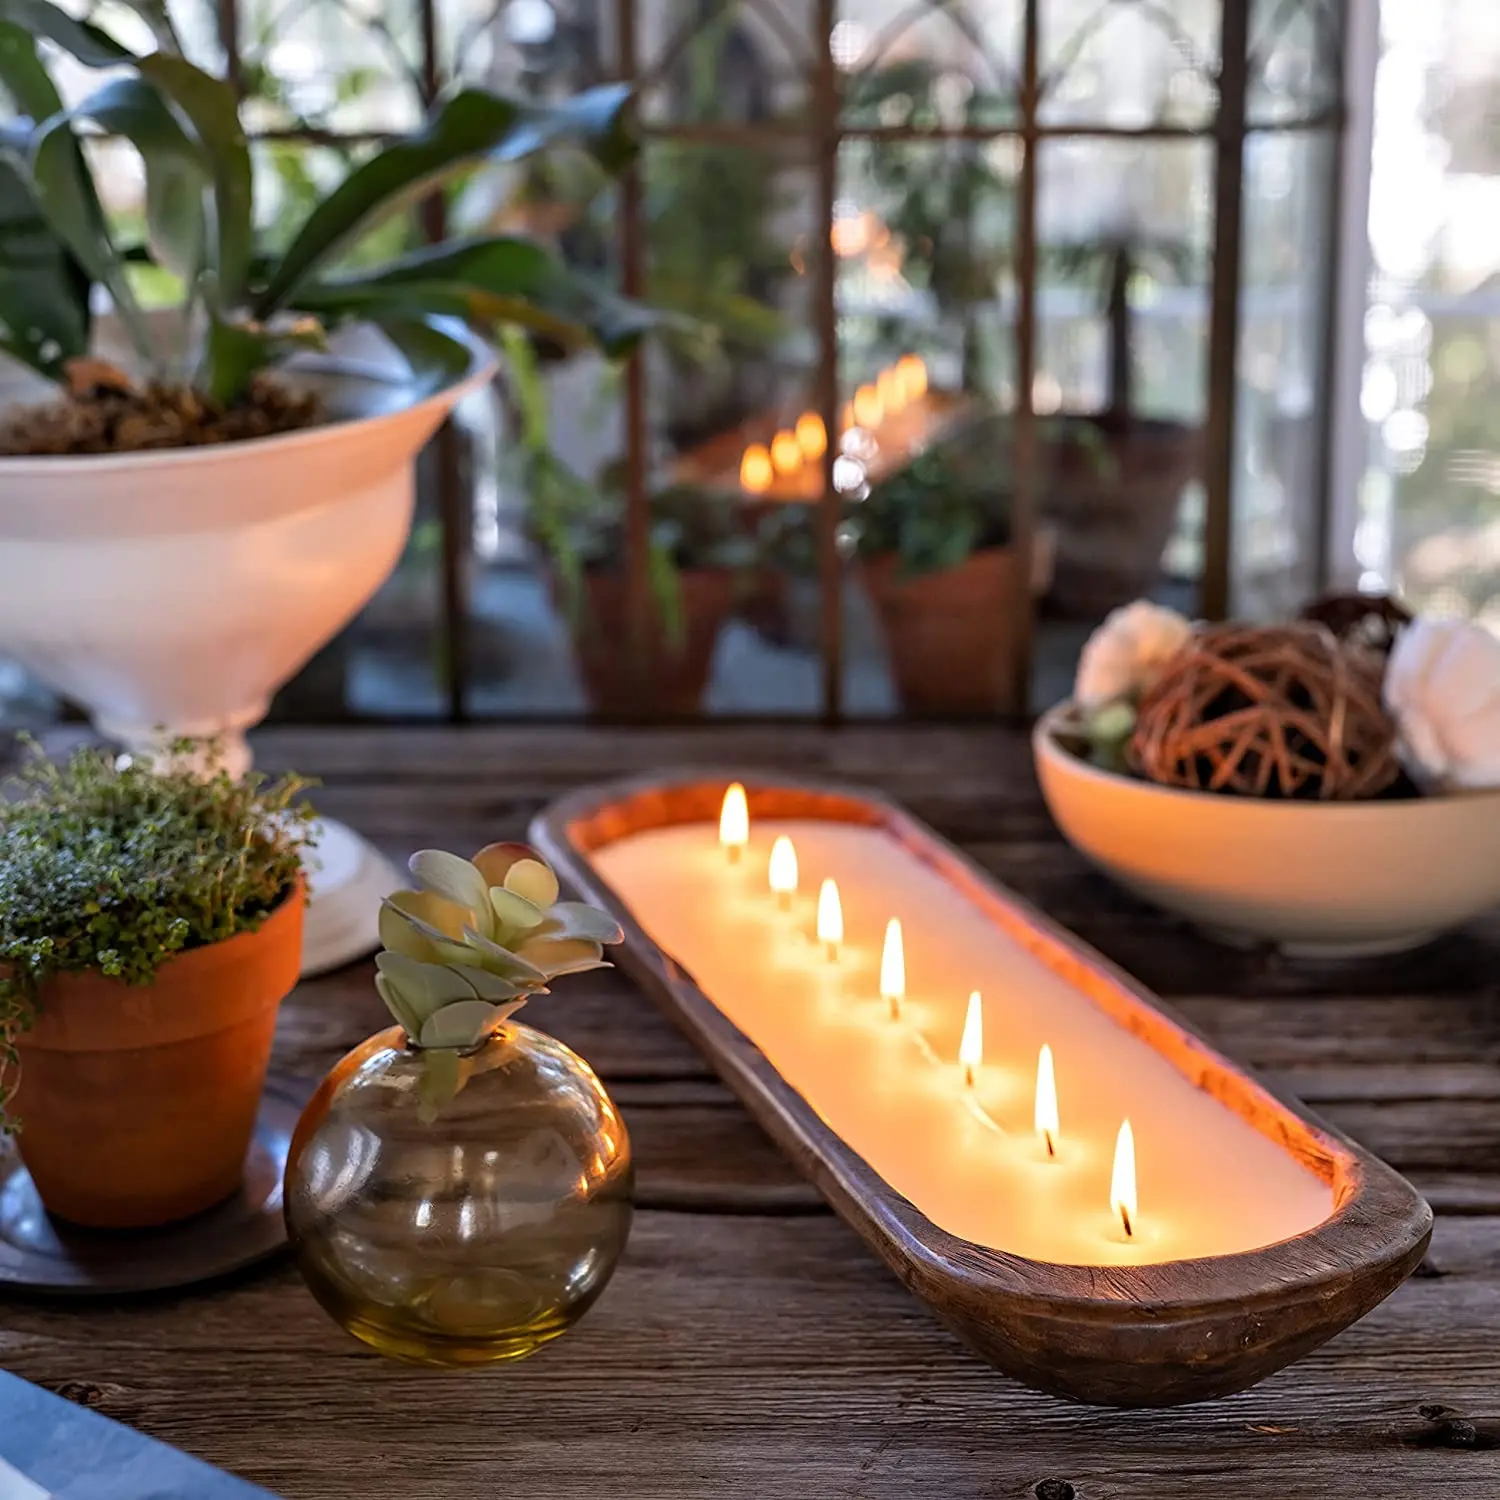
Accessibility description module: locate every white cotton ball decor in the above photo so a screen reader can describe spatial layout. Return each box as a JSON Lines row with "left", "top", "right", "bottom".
{"left": 1074, "top": 601, "right": 1194, "bottom": 711}
{"left": 1384, "top": 616, "right": 1500, "bottom": 791}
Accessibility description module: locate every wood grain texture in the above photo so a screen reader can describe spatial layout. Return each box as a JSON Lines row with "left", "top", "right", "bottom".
{"left": 532, "top": 773, "right": 1432, "bottom": 1407}
{"left": 3, "top": 724, "right": 1497, "bottom": 1492}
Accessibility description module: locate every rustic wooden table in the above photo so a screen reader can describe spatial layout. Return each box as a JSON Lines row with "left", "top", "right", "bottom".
{"left": 3, "top": 726, "right": 1498, "bottom": 1498}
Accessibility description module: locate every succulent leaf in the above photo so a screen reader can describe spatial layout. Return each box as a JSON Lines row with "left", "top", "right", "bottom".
{"left": 447, "top": 963, "right": 530, "bottom": 1002}
{"left": 460, "top": 925, "right": 550, "bottom": 984}
{"left": 502, "top": 857, "right": 560, "bottom": 910}
{"left": 470, "top": 840, "right": 538, "bottom": 887}
{"left": 379, "top": 890, "right": 474, "bottom": 964}
{"left": 409, "top": 850, "right": 491, "bottom": 922}
{"left": 538, "top": 902, "right": 623, "bottom": 944}
{"left": 489, "top": 886, "right": 547, "bottom": 935}
{"left": 374, "top": 972, "right": 423, "bottom": 1038}
{"left": 418, "top": 998, "right": 506, "bottom": 1050}
{"left": 375, "top": 950, "right": 479, "bottom": 1033}
{"left": 514, "top": 934, "right": 608, "bottom": 978}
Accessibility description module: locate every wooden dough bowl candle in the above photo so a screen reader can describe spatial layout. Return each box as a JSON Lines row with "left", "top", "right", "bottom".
{"left": 533, "top": 774, "right": 1431, "bottom": 1407}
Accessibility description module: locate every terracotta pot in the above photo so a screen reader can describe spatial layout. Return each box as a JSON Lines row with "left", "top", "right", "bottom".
{"left": 1042, "top": 416, "right": 1203, "bottom": 618}
{"left": 560, "top": 569, "right": 736, "bottom": 718}
{"left": 864, "top": 548, "right": 1027, "bottom": 717}
{"left": 10, "top": 881, "right": 304, "bottom": 1228}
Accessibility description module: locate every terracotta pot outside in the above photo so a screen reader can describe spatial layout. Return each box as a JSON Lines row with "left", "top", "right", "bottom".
{"left": 1042, "top": 416, "right": 1203, "bottom": 618}
{"left": 864, "top": 548, "right": 1026, "bottom": 717}
{"left": 10, "top": 880, "right": 304, "bottom": 1229}
{"left": 560, "top": 569, "right": 736, "bottom": 718}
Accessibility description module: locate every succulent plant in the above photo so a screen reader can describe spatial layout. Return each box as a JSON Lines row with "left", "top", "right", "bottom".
{"left": 376, "top": 841, "right": 621, "bottom": 1054}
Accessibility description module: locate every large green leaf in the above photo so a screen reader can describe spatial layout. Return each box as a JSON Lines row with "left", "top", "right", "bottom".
{"left": 254, "top": 83, "right": 634, "bottom": 317}
{"left": 134, "top": 53, "right": 251, "bottom": 306}
{"left": 33, "top": 77, "right": 207, "bottom": 285}
{"left": 364, "top": 314, "right": 475, "bottom": 396}
{"left": 199, "top": 308, "right": 325, "bottom": 404}
{"left": 0, "top": 2, "right": 252, "bottom": 309}
{"left": 293, "top": 235, "right": 656, "bottom": 357}
{"left": 0, "top": 18, "right": 151, "bottom": 360}
{"left": 0, "top": 146, "right": 89, "bottom": 378}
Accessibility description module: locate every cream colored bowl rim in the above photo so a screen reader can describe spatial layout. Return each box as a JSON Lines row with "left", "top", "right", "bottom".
{"left": 1033, "top": 700, "right": 1500, "bottom": 819}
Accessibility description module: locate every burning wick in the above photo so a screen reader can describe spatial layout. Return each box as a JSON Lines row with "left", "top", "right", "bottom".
{"left": 1111, "top": 1119, "right": 1137, "bottom": 1239}
{"left": 879, "top": 918, "right": 904, "bottom": 1019}
{"left": 959, "top": 991, "right": 982, "bottom": 1088}
{"left": 1034, "top": 1044, "right": 1059, "bottom": 1159}
{"left": 816, "top": 878, "right": 843, "bottom": 962}
{"left": 719, "top": 783, "right": 748, "bottom": 865}
{"left": 768, "top": 835, "right": 798, "bottom": 911}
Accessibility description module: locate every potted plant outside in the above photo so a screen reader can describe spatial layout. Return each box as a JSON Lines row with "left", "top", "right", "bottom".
{"left": 1040, "top": 236, "right": 1205, "bottom": 617}
{"left": 533, "top": 469, "right": 754, "bottom": 718}
{"left": 0, "top": 744, "right": 312, "bottom": 1228}
{"left": 853, "top": 414, "right": 1053, "bottom": 716}
{"left": 0, "top": 0, "right": 649, "bottom": 968}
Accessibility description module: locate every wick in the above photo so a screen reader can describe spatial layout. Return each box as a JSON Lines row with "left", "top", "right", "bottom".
{"left": 727, "top": 845, "right": 742, "bottom": 866}
{"left": 963, "top": 1063, "right": 974, "bottom": 1089}
{"left": 777, "top": 891, "right": 791, "bottom": 913}
{"left": 888, "top": 994, "right": 901, "bottom": 1021}
{"left": 1119, "top": 1205, "right": 1133, "bottom": 1239}
{"left": 825, "top": 941, "right": 838, "bottom": 963}
{"left": 1044, "top": 1130, "right": 1055, "bottom": 1159}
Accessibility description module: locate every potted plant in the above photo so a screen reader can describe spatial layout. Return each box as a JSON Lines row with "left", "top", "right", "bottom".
{"left": 0, "top": 743, "right": 312, "bottom": 1228}
{"left": 853, "top": 413, "right": 1052, "bottom": 716}
{"left": 0, "top": 0, "right": 649, "bottom": 967}
{"left": 1040, "top": 235, "right": 1205, "bottom": 617}
{"left": 532, "top": 468, "right": 754, "bottom": 718}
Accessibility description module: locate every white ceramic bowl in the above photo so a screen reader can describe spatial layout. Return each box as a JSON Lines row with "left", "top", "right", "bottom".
{"left": 1033, "top": 702, "right": 1500, "bottom": 956}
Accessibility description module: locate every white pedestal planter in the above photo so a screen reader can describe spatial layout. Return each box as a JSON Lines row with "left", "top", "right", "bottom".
{"left": 0, "top": 325, "right": 495, "bottom": 975}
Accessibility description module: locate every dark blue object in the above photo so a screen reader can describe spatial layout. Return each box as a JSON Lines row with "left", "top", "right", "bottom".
{"left": 0, "top": 1370, "right": 279, "bottom": 1499}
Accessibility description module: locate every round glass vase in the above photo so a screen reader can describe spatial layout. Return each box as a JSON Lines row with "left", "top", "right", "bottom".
{"left": 284, "top": 1022, "right": 633, "bottom": 1366}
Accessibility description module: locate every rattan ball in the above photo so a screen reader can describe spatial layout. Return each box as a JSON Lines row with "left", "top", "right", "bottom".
{"left": 1130, "top": 623, "right": 1401, "bottom": 800}
{"left": 1299, "top": 591, "right": 1411, "bottom": 654}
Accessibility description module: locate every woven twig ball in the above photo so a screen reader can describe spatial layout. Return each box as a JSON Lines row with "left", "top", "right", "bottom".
{"left": 1299, "top": 591, "right": 1411, "bottom": 654}
{"left": 1130, "top": 623, "right": 1401, "bottom": 800}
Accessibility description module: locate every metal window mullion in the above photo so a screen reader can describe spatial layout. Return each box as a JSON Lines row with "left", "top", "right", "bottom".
{"left": 1201, "top": 0, "right": 1252, "bottom": 621}
{"left": 815, "top": 0, "right": 842, "bottom": 723}
{"left": 1009, "top": 0, "right": 1040, "bottom": 717}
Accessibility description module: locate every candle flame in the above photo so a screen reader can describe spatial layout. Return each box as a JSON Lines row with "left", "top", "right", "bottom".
{"left": 853, "top": 383, "right": 883, "bottom": 429}
{"left": 877, "top": 366, "right": 907, "bottom": 416}
{"left": 719, "top": 783, "right": 748, "bottom": 862}
{"left": 879, "top": 918, "right": 904, "bottom": 1018}
{"left": 768, "top": 835, "right": 798, "bottom": 909}
{"left": 770, "top": 429, "right": 804, "bottom": 476}
{"left": 1035, "top": 1044, "right": 1059, "bottom": 1157}
{"left": 1111, "top": 1119, "right": 1137, "bottom": 1238}
{"left": 959, "top": 991, "right": 982, "bottom": 1086}
{"left": 739, "top": 444, "right": 773, "bottom": 495}
{"left": 795, "top": 411, "right": 827, "bottom": 461}
{"left": 896, "top": 353, "right": 928, "bottom": 402}
{"left": 816, "top": 878, "right": 843, "bottom": 960}
{"left": 840, "top": 400, "right": 856, "bottom": 432}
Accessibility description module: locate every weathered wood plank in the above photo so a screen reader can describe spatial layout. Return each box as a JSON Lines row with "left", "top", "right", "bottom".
{"left": 1, "top": 1213, "right": 1496, "bottom": 1499}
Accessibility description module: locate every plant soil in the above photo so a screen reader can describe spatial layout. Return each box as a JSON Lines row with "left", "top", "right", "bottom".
{"left": 0, "top": 375, "right": 325, "bottom": 457}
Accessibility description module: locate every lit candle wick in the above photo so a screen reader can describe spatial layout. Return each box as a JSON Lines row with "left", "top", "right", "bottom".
{"left": 768, "top": 835, "right": 798, "bottom": 912}
{"left": 879, "top": 917, "right": 904, "bottom": 1018}
{"left": 719, "top": 783, "right": 748, "bottom": 864}
{"left": 1035, "top": 1043, "right": 1059, "bottom": 1160}
{"left": 1111, "top": 1119, "right": 1137, "bottom": 1239}
{"left": 959, "top": 991, "right": 982, "bottom": 1088}
{"left": 816, "top": 878, "right": 843, "bottom": 962}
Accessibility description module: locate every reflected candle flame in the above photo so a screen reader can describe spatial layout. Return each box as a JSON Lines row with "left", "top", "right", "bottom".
{"left": 877, "top": 366, "right": 907, "bottom": 416}
{"left": 1035, "top": 1044, "right": 1058, "bottom": 1158}
{"left": 816, "top": 879, "right": 843, "bottom": 961}
{"left": 739, "top": 444, "right": 773, "bottom": 495}
{"left": 853, "top": 383, "right": 883, "bottom": 429}
{"left": 896, "top": 353, "right": 928, "bottom": 402}
{"left": 795, "top": 411, "right": 827, "bottom": 461}
{"left": 959, "top": 991, "right": 982, "bottom": 1087}
{"left": 719, "top": 783, "right": 748, "bottom": 863}
{"left": 771, "top": 429, "right": 803, "bottom": 476}
{"left": 879, "top": 918, "right": 904, "bottom": 1019}
{"left": 1111, "top": 1119, "right": 1137, "bottom": 1238}
{"left": 768, "top": 835, "right": 798, "bottom": 911}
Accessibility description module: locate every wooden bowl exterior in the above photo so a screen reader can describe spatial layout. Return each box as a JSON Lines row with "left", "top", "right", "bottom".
{"left": 531, "top": 774, "right": 1432, "bottom": 1407}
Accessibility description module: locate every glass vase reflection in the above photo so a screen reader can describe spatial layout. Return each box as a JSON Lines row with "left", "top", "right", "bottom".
{"left": 285, "top": 1023, "right": 633, "bottom": 1366}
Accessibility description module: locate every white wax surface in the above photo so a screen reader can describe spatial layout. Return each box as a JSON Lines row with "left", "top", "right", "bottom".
{"left": 595, "top": 821, "right": 1333, "bottom": 1265}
